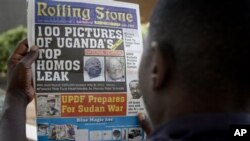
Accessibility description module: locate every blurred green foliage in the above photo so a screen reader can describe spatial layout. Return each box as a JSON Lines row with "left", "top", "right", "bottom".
{"left": 0, "top": 26, "right": 27, "bottom": 76}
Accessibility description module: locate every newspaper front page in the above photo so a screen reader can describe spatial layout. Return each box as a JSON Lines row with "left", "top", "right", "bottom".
{"left": 28, "top": 0, "right": 144, "bottom": 140}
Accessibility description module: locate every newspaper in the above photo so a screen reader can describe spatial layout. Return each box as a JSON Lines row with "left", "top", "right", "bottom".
{"left": 28, "top": 0, "right": 145, "bottom": 140}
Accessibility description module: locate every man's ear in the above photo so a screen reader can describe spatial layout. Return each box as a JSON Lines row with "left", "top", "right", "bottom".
{"left": 151, "top": 46, "right": 168, "bottom": 90}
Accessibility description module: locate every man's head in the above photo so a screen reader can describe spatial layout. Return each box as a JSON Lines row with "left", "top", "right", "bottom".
{"left": 47, "top": 95, "right": 56, "bottom": 108}
{"left": 140, "top": 0, "right": 250, "bottom": 128}
{"left": 106, "top": 57, "right": 124, "bottom": 80}
{"left": 129, "top": 80, "right": 141, "bottom": 99}
{"left": 84, "top": 57, "right": 102, "bottom": 79}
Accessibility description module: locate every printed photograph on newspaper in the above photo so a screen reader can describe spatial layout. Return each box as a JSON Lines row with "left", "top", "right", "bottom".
{"left": 27, "top": 0, "right": 145, "bottom": 140}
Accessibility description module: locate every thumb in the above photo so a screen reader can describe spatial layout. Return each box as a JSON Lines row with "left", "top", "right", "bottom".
{"left": 138, "top": 112, "right": 152, "bottom": 135}
{"left": 20, "top": 45, "right": 39, "bottom": 67}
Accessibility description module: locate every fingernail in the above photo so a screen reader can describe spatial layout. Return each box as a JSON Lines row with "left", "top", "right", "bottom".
{"left": 31, "top": 45, "right": 38, "bottom": 51}
{"left": 138, "top": 113, "right": 145, "bottom": 121}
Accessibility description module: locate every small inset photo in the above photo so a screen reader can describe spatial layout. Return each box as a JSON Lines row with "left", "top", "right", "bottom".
{"left": 122, "top": 128, "right": 128, "bottom": 140}
{"left": 129, "top": 80, "right": 142, "bottom": 99}
{"left": 84, "top": 57, "right": 105, "bottom": 81}
{"left": 112, "top": 129, "right": 122, "bottom": 140}
{"left": 37, "top": 95, "right": 60, "bottom": 117}
{"left": 37, "top": 123, "right": 49, "bottom": 136}
{"left": 48, "top": 124, "right": 77, "bottom": 140}
{"left": 90, "top": 130, "right": 102, "bottom": 141}
{"left": 106, "top": 57, "right": 125, "bottom": 82}
{"left": 102, "top": 130, "right": 112, "bottom": 140}
{"left": 128, "top": 128, "right": 142, "bottom": 141}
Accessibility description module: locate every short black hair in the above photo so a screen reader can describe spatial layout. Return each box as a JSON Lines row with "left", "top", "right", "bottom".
{"left": 149, "top": 0, "right": 250, "bottom": 94}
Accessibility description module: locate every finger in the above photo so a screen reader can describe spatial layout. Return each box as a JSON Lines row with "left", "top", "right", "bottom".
{"left": 138, "top": 112, "right": 152, "bottom": 135}
{"left": 20, "top": 45, "right": 39, "bottom": 67}
{"left": 26, "top": 69, "right": 35, "bottom": 102}
{"left": 9, "top": 39, "right": 29, "bottom": 59}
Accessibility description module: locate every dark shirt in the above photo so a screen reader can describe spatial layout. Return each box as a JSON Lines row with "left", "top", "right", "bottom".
{"left": 148, "top": 113, "right": 250, "bottom": 141}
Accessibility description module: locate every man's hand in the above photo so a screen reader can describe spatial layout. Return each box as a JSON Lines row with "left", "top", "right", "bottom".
{"left": 138, "top": 112, "right": 152, "bottom": 135}
{"left": 0, "top": 39, "right": 38, "bottom": 141}
{"left": 6, "top": 39, "right": 38, "bottom": 103}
